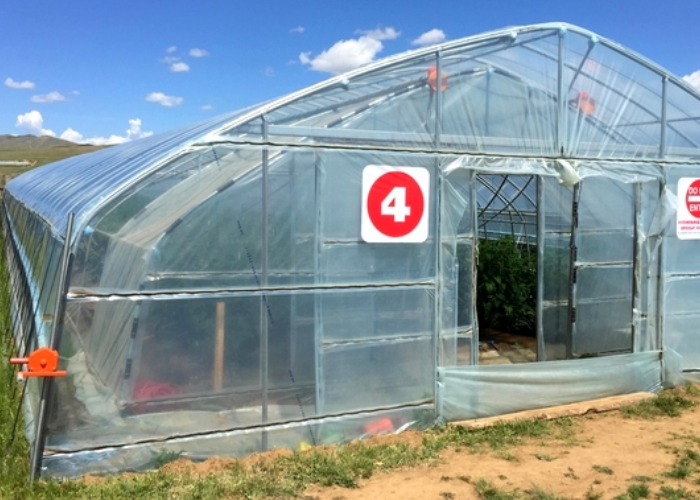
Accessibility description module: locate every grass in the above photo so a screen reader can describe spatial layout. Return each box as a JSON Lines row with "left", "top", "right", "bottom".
{"left": 473, "top": 478, "right": 570, "bottom": 500}
{"left": 621, "top": 391, "right": 696, "bottom": 419}
{"left": 474, "top": 478, "right": 521, "bottom": 500}
{"left": 0, "top": 145, "right": 106, "bottom": 170}
{"left": 657, "top": 486, "right": 698, "bottom": 500}
{"left": 425, "top": 418, "right": 576, "bottom": 453}
{"left": 614, "top": 483, "right": 650, "bottom": 500}
{"left": 664, "top": 449, "right": 700, "bottom": 479}
{"left": 586, "top": 487, "right": 603, "bottom": 500}
{"left": 592, "top": 465, "right": 614, "bottom": 475}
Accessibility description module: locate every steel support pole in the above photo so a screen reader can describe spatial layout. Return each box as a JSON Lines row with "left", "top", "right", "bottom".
{"left": 632, "top": 183, "right": 643, "bottom": 353}
{"left": 435, "top": 51, "right": 443, "bottom": 150}
{"left": 557, "top": 29, "right": 566, "bottom": 156}
{"left": 30, "top": 212, "right": 74, "bottom": 483}
{"left": 470, "top": 170, "right": 480, "bottom": 367}
{"left": 433, "top": 157, "right": 442, "bottom": 419}
{"left": 261, "top": 119, "right": 269, "bottom": 450}
{"left": 660, "top": 76, "right": 668, "bottom": 158}
{"left": 536, "top": 176, "right": 546, "bottom": 361}
{"left": 566, "top": 184, "right": 580, "bottom": 360}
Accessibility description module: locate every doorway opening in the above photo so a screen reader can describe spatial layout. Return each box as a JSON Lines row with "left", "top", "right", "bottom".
{"left": 474, "top": 174, "right": 538, "bottom": 365}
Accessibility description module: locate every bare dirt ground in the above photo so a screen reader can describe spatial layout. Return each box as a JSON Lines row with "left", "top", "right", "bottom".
{"left": 303, "top": 407, "right": 699, "bottom": 500}
{"left": 154, "top": 386, "right": 700, "bottom": 500}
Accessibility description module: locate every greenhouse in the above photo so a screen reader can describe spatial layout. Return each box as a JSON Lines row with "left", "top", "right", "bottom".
{"left": 4, "top": 22, "right": 700, "bottom": 478}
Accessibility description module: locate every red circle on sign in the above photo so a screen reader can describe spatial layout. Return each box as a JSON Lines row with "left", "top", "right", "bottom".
{"left": 687, "top": 180, "right": 700, "bottom": 219}
{"left": 367, "top": 171, "right": 425, "bottom": 237}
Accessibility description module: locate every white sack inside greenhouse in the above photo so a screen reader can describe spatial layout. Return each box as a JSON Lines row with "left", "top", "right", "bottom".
{"left": 4, "top": 22, "right": 700, "bottom": 478}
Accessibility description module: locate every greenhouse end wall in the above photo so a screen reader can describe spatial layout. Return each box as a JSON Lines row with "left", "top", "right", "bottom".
{"left": 7, "top": 150, "right": 677, "bottom": 478}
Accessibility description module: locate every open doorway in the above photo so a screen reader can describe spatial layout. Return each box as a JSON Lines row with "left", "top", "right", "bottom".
{"left": 474, "top": 174, "right": 538, "bottom": 365}
{"left": 451, "top": 168, "right": 655, "bottom": 369}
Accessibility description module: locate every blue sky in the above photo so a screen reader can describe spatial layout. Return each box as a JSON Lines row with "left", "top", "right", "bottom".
{"left": 3, "top": 0, "right": 700, "bottom": 144}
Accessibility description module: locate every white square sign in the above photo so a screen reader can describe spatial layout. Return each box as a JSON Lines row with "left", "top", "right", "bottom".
{"left": 677, "top": 177, "right": 700, "bottom": 240}
{"left": 361, "top": 165, "right": 430, "bottom": 243}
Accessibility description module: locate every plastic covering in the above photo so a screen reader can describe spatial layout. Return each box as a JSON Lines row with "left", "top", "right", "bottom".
{"left": 2, "top": 22, "right": 699, "bottom": 479}
{"left": 660, "top": 166, "right": 700, "bottom": 370}
{"left": 438, "top": 352, "right": 662, "bottom": 421}
{"left": 42, "top": 405, "right": 434, "bottom": 478}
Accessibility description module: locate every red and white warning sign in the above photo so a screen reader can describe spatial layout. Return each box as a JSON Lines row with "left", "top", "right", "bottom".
{"left": 677, "top": 178, "right": 700, "bottom": 240}
{"left": 361, "top": 165, "right": 430, "bottom": 243}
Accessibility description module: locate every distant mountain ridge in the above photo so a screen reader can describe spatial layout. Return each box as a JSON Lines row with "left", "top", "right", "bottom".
{"left": 0, "top": 134, "right": 83, "bottom": 151}
{"left": 0, "top": 135, "right": 109, "bottom": 170}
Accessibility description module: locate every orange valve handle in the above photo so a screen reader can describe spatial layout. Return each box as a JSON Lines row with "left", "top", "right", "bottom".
{"left": 10, "top": 347, "right": 66, "bottom": 378}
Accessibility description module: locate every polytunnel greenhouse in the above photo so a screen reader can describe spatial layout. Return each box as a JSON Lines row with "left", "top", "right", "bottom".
{"left": 4, "top": 22, "right": 700, "bottom": 478}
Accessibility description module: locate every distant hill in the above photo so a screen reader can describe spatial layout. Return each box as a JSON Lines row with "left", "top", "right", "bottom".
{"left": 0, "top": 134, "right": 110, "bottom": 172}
{"left": 0, "top": 134, "right": 85, "bottom": 151}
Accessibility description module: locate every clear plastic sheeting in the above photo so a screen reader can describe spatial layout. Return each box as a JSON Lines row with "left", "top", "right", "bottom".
{"left": 204, "top": 24, "right": 700, "bottom": 161}
{"left": 438, "top": 352, "right": 663, "bottom": 421}
{"left": 5, "top": 111, "right": 251, "bottom": 241}
{"left": 660, "top": 165, "right": 700, "bottom": 370}
{"left": 70, "top": 147, "right": 438, "bottom": 293}
{"left": 42, "top": 404, "right": 434, "bottom": 479}
{"left": 51, "top": 286, "right": 434, "bottom": 449}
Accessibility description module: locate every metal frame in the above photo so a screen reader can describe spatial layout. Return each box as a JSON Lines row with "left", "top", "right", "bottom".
{"left": 536, "top": 175, "right": 546, "bottom": 361}
{"left": 260, "top": 118, "right": 270, "bottom": 448}
{"left": 30, "top": 213, "right": 74, "bottom": 482}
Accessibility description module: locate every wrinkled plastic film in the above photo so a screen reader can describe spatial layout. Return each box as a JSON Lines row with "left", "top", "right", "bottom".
{"left": 52, "top": 285, "right": 435, "bottom": 451}
{"left": 42, "top": 405, "right": 434, "bottom": 479}
{"left": 438, "top": 352, "right": 662, "bottom": 421}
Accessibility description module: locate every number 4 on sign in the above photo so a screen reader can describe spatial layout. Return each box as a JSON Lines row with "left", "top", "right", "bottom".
{"left": 381, "top": 187, "right": 410, "bottom": 222}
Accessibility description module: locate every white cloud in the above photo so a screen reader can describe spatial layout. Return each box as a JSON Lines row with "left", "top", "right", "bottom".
{"left": 5, "top": 77, "right": 35, "bottom": 90}
{"left": 31, "top": 91, "right": 67, "bottom": 103}
{"left": 126, "top": 118, "right": 152, "bottom": 140}
{"left": 412, "top": 29, "right": 446, "bottom": 47}
{"left": 683, "top": 71, "right": 700, "bottom": 91}
{"left": 15, "top": 111, "right": 152, "bottom": 145}
{"left": 299, "top": 27, "right": 399, "bottom": 75}
{"left": 15, "top": 110, "right": 55, "bottom": 136}
{"left": 290, "top": 26, "right": 305, "bottom": 34}
{"left": 146, "top": 92, "right": 183, "bottom": 107}
{"left": 201, "top": 104, "right": 213, "bottom": 111}
{"left": 170, "top": 61, "right": 190, "bottom": 72}
{"left": 167, "top": 46, "right": 177, "bottom": 53}
{"left": 59, "top": 128, "right": 85, "bottom": 143}
{"left": 356, "top": 27, "right": 400, "bottom": 41}
{"left": 59, "top": 118, "right": 153, "bottom": 145}
{"left": 189, "top": 48, "right": 209, "bottom": 57}
{"left": 160, "top": 54, "right": 191, "bottom": 72}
